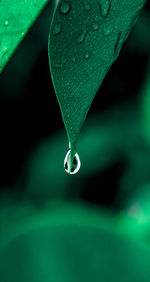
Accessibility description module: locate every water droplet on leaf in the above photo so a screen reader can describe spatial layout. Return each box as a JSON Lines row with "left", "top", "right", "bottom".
{"left": 97, "top": 0, "right": 111, "bottom": 18}
{"left": 53, "top": 23, "right": 62, "bottom": 35}
{"left": 77, "top": 29, "right": 88, "bottom": 44}
{"left": 84, "top": 51, "right": 90, "bottom": 59}
{"left": 92, "top": 23, "right": 99, "bottom": 31}
{"left": 59, "top": 1, "right": 71, "bottom": 15}
{"left": 64, "top": 149, "right": 81, "bottom": 174}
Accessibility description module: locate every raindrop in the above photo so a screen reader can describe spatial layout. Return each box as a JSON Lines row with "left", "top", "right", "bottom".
{"left": 97, "top": 0, "right": 111, "bottom": 18}
{"left": 84, "top": 51, "right": 90, "bottom": 59}
{"left": 64, "top": 149, "right": 81, "bottom": 174}
{"left": 59, "top": 1, "right": 71, "bottom": 15}
{"left": 53, "top": 23, "right": 62, "bottom": 35}
{"left": 77, "top": 29, "right": 88, "bottom": 44}
{"left": 92, "top": 23, "right": 99, "bottom": 31}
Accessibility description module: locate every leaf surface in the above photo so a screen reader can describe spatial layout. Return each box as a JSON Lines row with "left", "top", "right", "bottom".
{"left": 0, "top": 0, "right": 49, "bottom": 73}
{"left": 49, "top": 0, "right": 146, "bottom": 145}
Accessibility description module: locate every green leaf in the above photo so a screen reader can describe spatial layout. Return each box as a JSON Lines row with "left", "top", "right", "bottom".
{"left": 48, "top": 0, "right": 146, "bottom": 146}
{"left": 0, "top": 0, "right": 49, "bottom": 73}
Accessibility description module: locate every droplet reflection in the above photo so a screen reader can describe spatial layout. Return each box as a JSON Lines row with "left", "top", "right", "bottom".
{"left": 64, "top": 149, "right": 81, "bottom": 174}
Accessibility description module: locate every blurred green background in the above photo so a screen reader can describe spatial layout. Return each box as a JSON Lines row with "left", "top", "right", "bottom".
{"left": 0, "top": 0, "right": 150, "bottom": 281}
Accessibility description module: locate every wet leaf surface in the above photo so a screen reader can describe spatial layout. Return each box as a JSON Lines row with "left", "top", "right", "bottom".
{"left": 49, "top": 0, "right": 146, "bottom": 145}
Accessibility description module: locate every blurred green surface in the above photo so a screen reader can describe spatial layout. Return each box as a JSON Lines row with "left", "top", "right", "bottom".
{"left": 0, "top": 202, "right": 150, "bottom": 282}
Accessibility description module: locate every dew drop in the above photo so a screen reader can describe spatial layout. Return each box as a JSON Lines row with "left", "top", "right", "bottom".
{"left": 92, "top": 23, "right": 99, "bottom": 31}
{"left": 84, "top": 51, "right": 90, "bottom": 59}
{"left": 59, "top": 1, "right": 71, "bottom": 15}
{"left": 97, "top": 0, "right": 111, "bottom": 18}
{"left": 53, "top": 23, "right": 62, "bottom": 35}
{"left": 77, "top": 29, "right": 88, "bottom": 44}
{"left": 64, "top": 149, "right": 81, "bottom": 174}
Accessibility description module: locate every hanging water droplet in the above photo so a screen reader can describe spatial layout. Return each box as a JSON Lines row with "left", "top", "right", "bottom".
{"left": 97, "top": 0, "right": 111, "bottom": 18}
{"left": 92, "top": 23, "right": 99, "bottom": 31}
{"left": 84, "top": 51, "right": 90, "bottom": 59}
{"left": 77, "top": 29, "right": 88, "bottom": 44}
{"left": 64, "top": 149, "right": 81, "bottom": 174}
{"left": 59, "top": 1, "right": 71, "bottom": 15}
{"left": 53, "top": 23, "right": 62, "bottom": 35}
{"left": 102, "top": 24, "right": 114, "bottom": 36}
